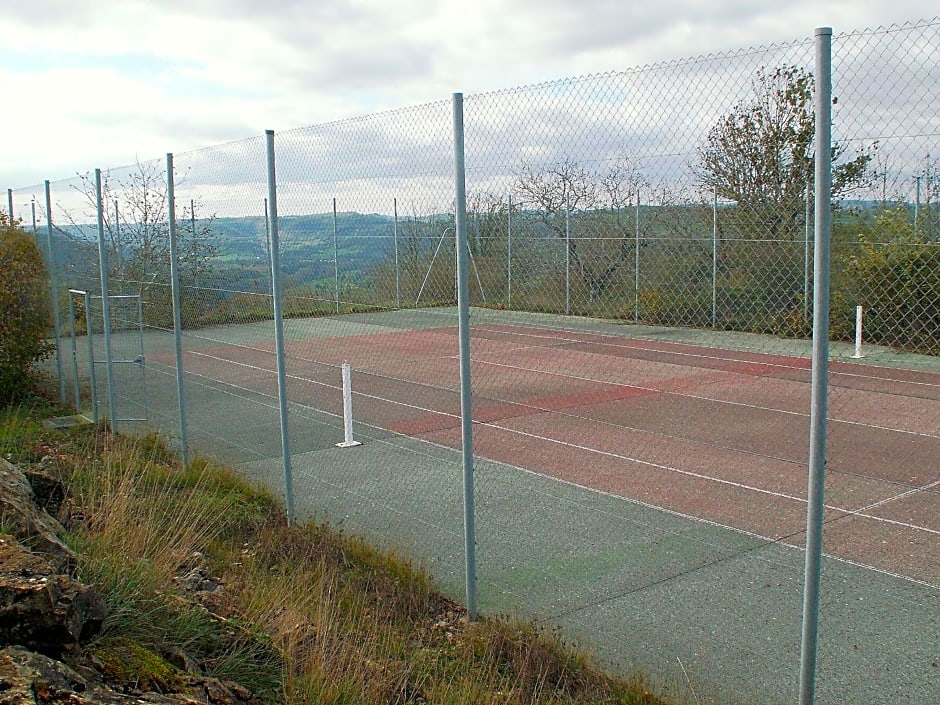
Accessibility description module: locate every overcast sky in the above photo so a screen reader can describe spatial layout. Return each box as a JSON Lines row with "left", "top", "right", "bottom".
{"left": 1, "top": 0, "right": 935, "bottom": 191}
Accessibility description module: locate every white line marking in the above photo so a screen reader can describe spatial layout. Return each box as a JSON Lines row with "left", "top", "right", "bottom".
{"left": 181, "top": 351, "right": 939, "bottom": 535}
{"left": 475, "top": 322, "right": 940, "bottom": 390}
{"left": 475, "top": 356, "right": 940, "bottom": 440}
{"left": 147, "top": 356, "right": 940, "bottom": 591}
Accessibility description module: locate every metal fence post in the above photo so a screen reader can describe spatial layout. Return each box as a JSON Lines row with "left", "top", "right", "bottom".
{"left": 30, "top": 198, "right": 37, "bottom": 245}
{"left": 914, "top": 175, "right": 921, "bottom": 239}
{"left": 44, "top": 181, "right": 66, "bottom": 404}
{"left": 634, "top": 189, "right": 641, "bottom": 320}
{"left": 333, "top": 197, "right": 340, "bottom": 314}
{"left": 453, "top": 92, "right": 478, "bottom": 620}
{"left": 799, "top": 26, "right": 833, "bottom": 705}
{"left": 393, "top": 198, "right": 401, "bottom": 308}
{"left": 67, "top": 294, "right": 81, "bottom": 412}
{"left": 804, "top": 180, "right": 811, "bottom": 326}
{"left": 95, "top": 169, "right": 117, "bottom": 431}
{"left": 564, "top": 199, "right": 571, "bottom": 315}
{"left": 265, "top": 129, "right": 296, "bottom": 525}
{"left": 712, "top": 190, "right": 718, "bottom": 327}
{"left": 507, "top": 194, "right": 512, "bottom": 309}
{"left": 6, "top": 188, "right": 12, "bottom": 224}
{"left": 166, "top": 154, "right": 190, "bottom": 470}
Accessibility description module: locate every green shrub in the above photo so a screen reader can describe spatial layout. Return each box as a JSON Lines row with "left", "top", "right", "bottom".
{"left": 838, "top": 207, "right": 940, "bottom": 355}
{"left": 0, "top": 217, "right": 54, "bottom": 402}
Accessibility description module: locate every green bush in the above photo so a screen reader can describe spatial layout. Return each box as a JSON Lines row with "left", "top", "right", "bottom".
{"left": 838, "top": 207, "right": 940, "bottom": 355}
{"left": 0, "top": 217, "right": 54, "bottom": 402}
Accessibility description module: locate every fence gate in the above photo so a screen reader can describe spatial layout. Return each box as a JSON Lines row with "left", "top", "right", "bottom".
{"left": 66, "top": 290, "right": 147, "bottom": 425}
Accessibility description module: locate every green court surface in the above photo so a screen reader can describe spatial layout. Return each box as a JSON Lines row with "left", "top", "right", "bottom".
{"left": 61, "top": 308, "right": 939, "bottom": 705}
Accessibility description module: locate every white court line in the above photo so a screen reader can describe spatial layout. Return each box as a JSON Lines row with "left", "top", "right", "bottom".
{"left": 196, "top": 321, "right": 936, "bottom": 438}
{"left": 206, "top": 331, "right": 937, "bottom": 441}
{"left": 474, "top": 322, "right": 940, "bottom": 390}
{"left": 226, "top": 341, "right": 938, "bottom": 499}
{"left": 475, "top": 356, "right": 940, "bottom": 440}
{"left": 473, "top": 418, "right": 940, "bottom": 537}
{"left": 183, "top": 350, "right": 939, "bottom": 537}
{"left": 147, "top": 356, "right": 940, "bottom": 592}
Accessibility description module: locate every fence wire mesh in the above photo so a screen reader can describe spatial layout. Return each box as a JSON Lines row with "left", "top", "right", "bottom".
{"left": 9, "top": 18, "right": 939, "bottom": 705}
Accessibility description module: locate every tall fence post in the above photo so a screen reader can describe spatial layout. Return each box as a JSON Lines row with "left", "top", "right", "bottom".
{"left": 114, "top": 199, "right": 122, "bottom": 281}
{"left": 712, "top": 190, "right": 718, "bottom": 327}
{"left": 6, "top": 188, "right": 12, "bottom": 224}
{"left": 393, "top": 198, "right": 401, "bottom": 308}
{"left": 166, "top": 154, "right": 190, "bottom": 470}
{"left": 507, "top": 194, "right": 513, "bottom": 309}
{"left": 95, "top": 169, "right": 117, "bottom": 431}
{"left": 67, "top": 294, "right": 81, "bottom": 412}
{"left": 44, "top": 181, "right": 66, "bottom": 404}
{"left": 914, "top": 175, "right": 921, "bottom": 239}
{"left": 799, "top": 26, "right": 833, "bottom": 705}
{"left": 452, "top": 92, "right": 478, "bottom": 620}
{"left": 804, "top": 180, "right": 811, "bottom": 326}
{"left": 30, "top": 198, "right": 37, "bottom": 245}
{"left": 333, "top": 197, "right": 340, "bottom": 315}
{"left": 265, "top": 130, "right": 296, "bottom": 525}
{"left": 634, "top": 189, "right": 641, "bottom": 320}
{"left": 564, "top": 199, "right": 571, "bottom": 315}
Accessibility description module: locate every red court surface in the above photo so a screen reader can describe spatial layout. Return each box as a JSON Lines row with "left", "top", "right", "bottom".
{"left": 163, "top": 321, "right": 940, "bottom": 585}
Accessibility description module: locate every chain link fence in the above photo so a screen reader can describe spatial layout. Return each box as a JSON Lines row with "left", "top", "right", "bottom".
{"left": 9, "top": 19, "right": 939, "bottom": 705}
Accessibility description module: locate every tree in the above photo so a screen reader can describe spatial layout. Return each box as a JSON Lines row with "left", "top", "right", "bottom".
{"left": 1, "top": 214, "right": 54, "bottom": 402}
{"left": 68, "top": 160, "right": 218, "bottom": 301}
{"left": 516, "top": 158, "right": 645, "bottom": 302}
{"left": 698, "top": 65, "right": 872, "bottom": 239}
{"left": 467, "top": 191, "right": 510, "bottom": 257}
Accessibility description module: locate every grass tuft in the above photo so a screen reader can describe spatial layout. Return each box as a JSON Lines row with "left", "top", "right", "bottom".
{"left": 2, "top": 397, "right": 690, "bottom": 705}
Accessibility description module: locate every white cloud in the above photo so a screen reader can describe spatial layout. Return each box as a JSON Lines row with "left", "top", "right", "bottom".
{"left": 1, "top": 0, "right": 937, "bottom": 194}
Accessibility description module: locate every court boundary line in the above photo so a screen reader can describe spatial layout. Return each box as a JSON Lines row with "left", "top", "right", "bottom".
{"left": 187, "top": 342, "right": 934, "bottom": 495}
{"left": 472, "top": 321, "right": 940, "bottom": 390}
{"left": 178, "top": 351, "right": 940, "bottom": 537}
{"left": 140, "top": 356, "right": 940, "bottom": 592}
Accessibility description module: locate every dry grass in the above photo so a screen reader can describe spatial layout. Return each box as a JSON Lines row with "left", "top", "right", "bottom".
{"left": 4, "top": 398, "right": 682, "bottom": 704}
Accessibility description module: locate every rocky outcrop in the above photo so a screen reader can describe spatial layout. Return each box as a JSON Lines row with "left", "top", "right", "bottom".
{"left": 0, "top": 458, "right": 106, "bottom": 656}
{"left": 0, "top": 460, "right": 75, "bottom": 574}
{"left": 0, "top": 536, "right": 106, "bottom": 656}
{"left": 0, "top": 646, "right": 256, "bottom": 704}
{"left": 22, "top": 469, "right": 66, "bottom": 518}
{"left": 0, "top": 459, "right": 259, "bottom": 705}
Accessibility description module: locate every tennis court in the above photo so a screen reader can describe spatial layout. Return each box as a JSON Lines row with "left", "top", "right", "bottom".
{"left": 96, "top": 306, "right": 937, "bottom": 703}
{"left": 150, "top": 308, "right": 939, "bottom": 588}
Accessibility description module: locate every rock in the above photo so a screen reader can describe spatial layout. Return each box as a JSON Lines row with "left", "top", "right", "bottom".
{"left": 0, "top": 644, "right": 262, "bottom": 704}
{"left": 189, "top": 676, "right": 256, "bottom": 705}
{"left": 0, "top": 536, "right": 106, "bottom": 655}
{"left": 0, "top": 645, "right": 204, "bottom": 703}
{"left": 0, "top": 645, "right": 88, "bottom": 703}
{"left": 176, "top": 567, "right": 219, "bottom": 594}
{"left": 22, "top": 470, "right": 66, "bottom": 518}
{"left": 0, "top": 459, "right": 75, "bottom": 574}
{"left": 160, "top": 646, "right": 201, "bottom": 676}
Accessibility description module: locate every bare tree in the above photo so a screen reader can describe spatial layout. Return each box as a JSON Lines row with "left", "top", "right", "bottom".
{"left": 516, "top": 158, "right": 645, "bottom": 301}
{"left": 467, "top": 191, "right": 509, "bottom": 257}
{"left": 68, "top": 160, "right": 217, "bottom": 297}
